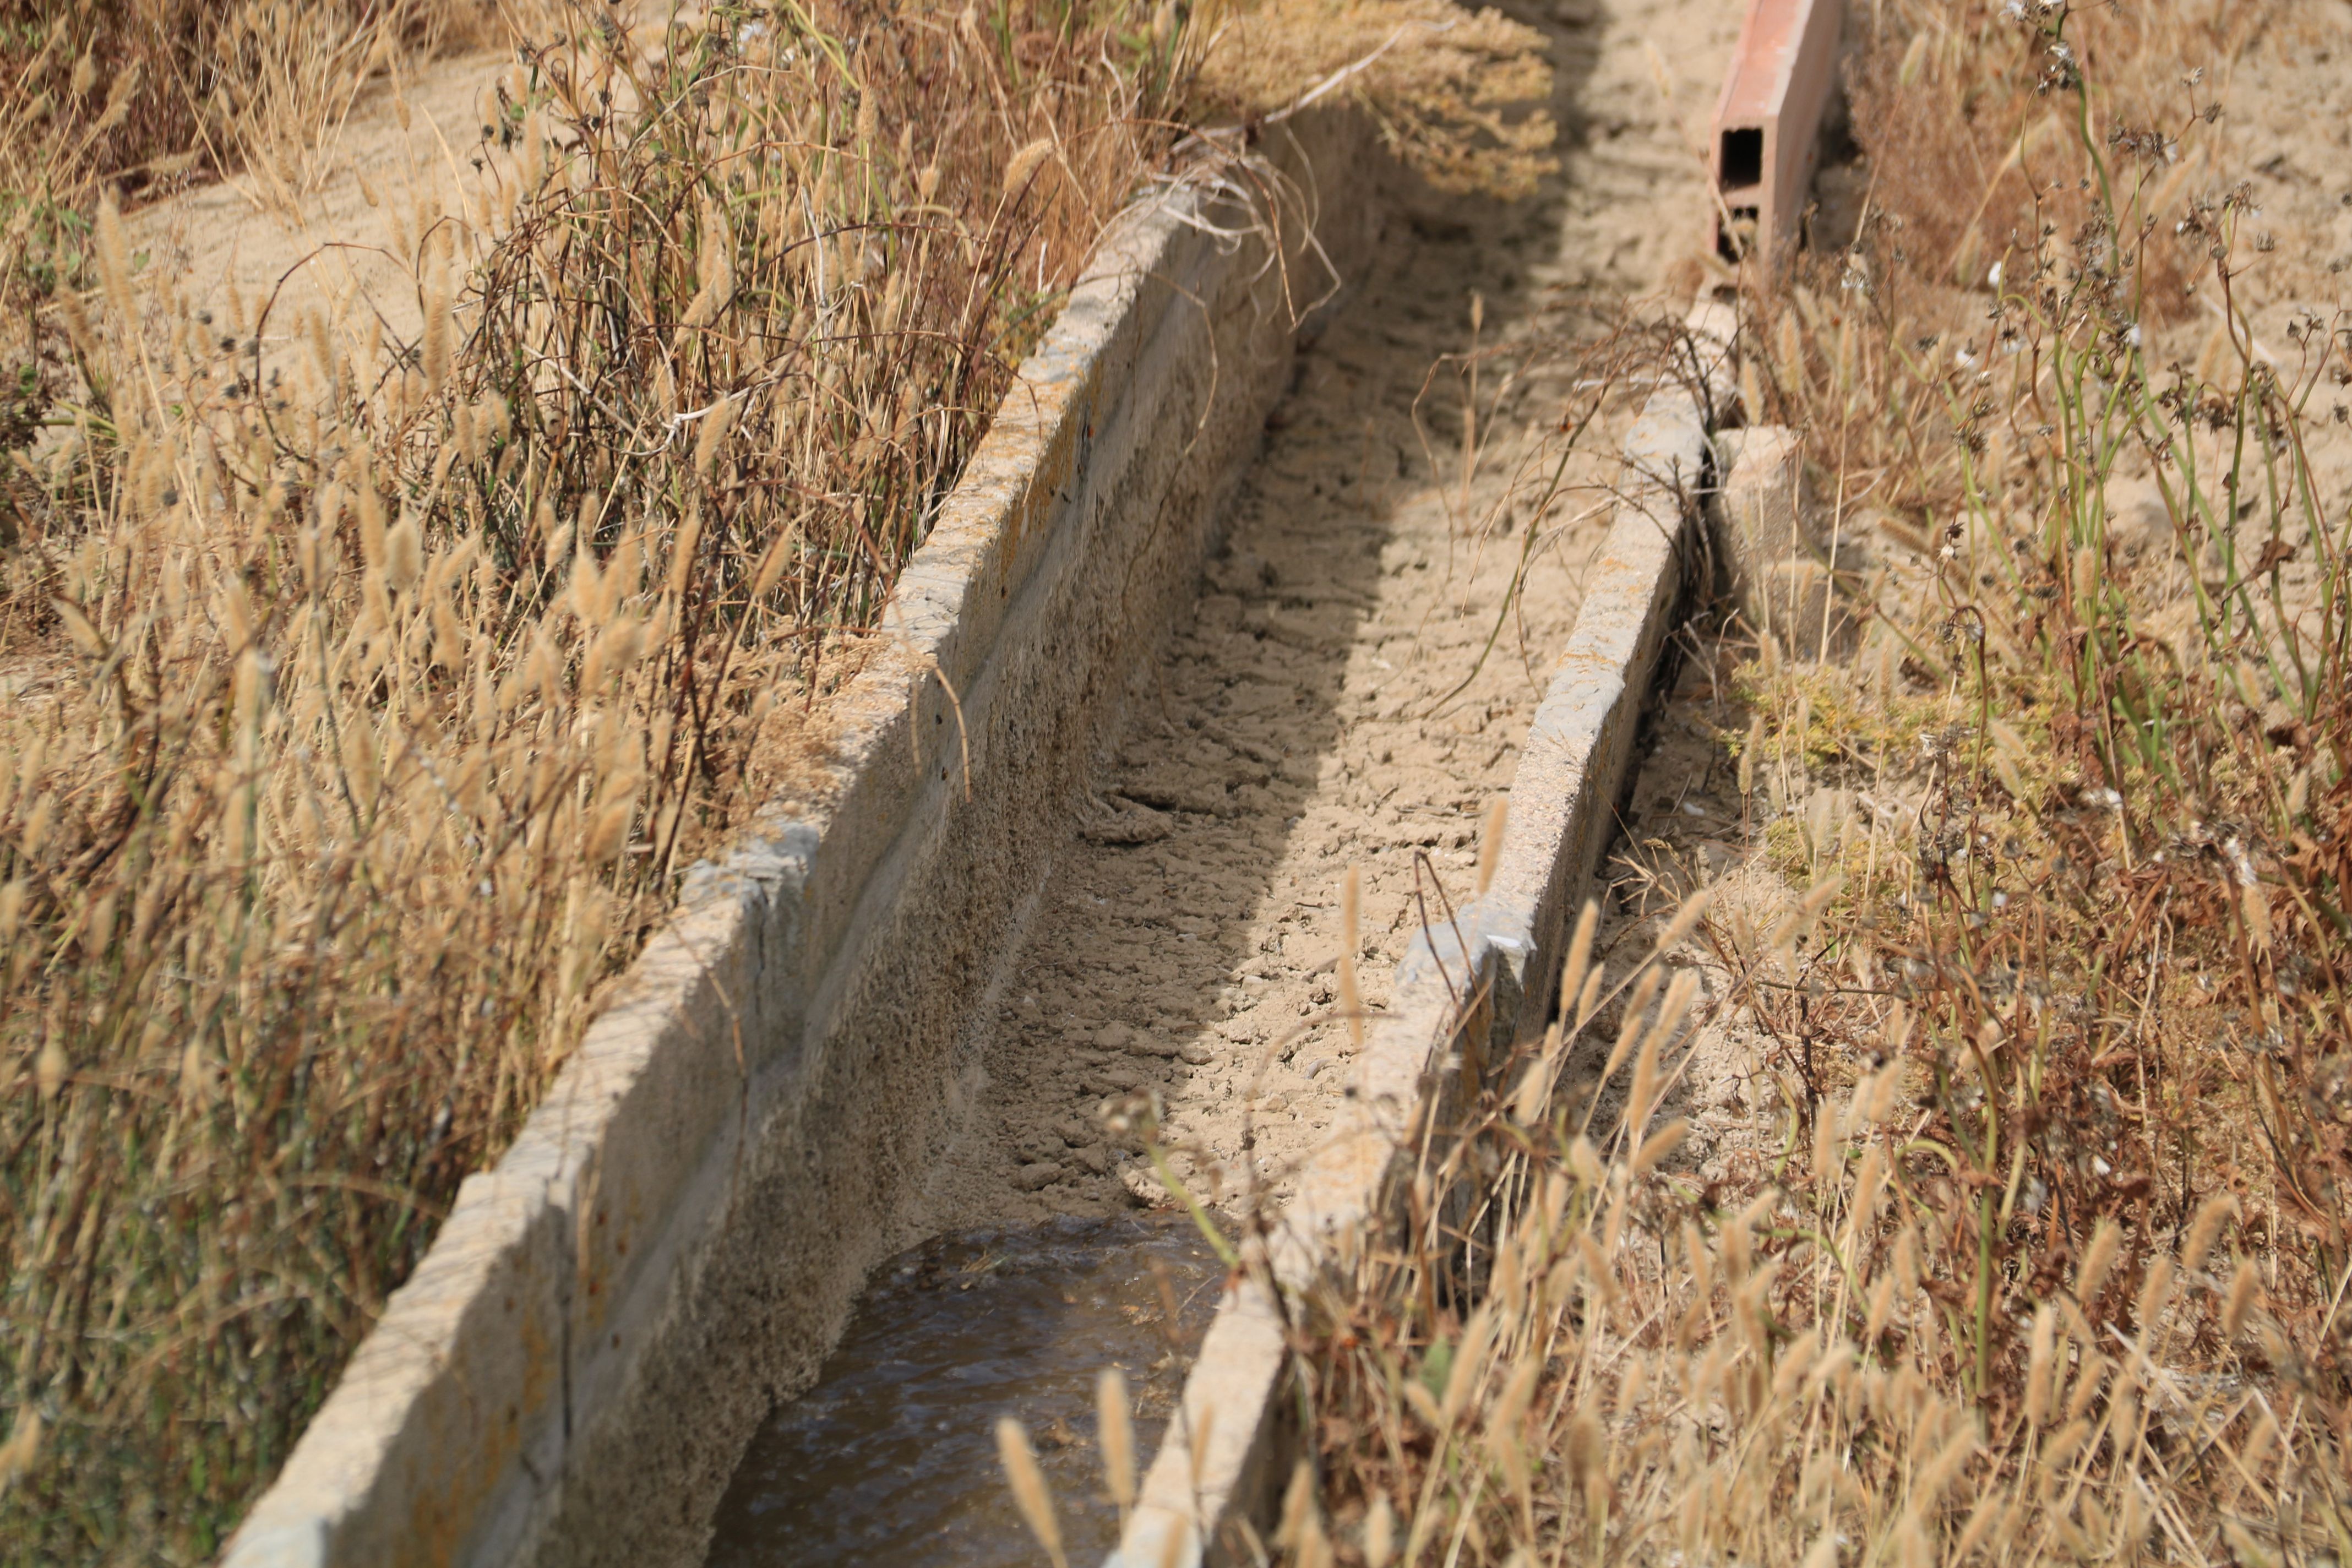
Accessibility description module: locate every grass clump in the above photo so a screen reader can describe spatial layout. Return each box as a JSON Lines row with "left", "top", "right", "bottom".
{"left": 1291, "top": 974, "right": 2341, "bottom": 1566}
{"left": 1265, "top": 2, "right": 2348, "bottom": 1564}
{"left": 1191, "top": 0, "right": 1557, "bottom": 199}
{"left": 0, "top": 0, "right": 1183, "bottom": 1556}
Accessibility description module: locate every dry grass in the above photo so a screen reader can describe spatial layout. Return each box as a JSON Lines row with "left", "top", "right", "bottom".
{"left": 1178, "top": 2, "right": 2349, "bottom": 1564}
{"left": 1191, "top": 0, "right": 1557, "bottom": 199}
{"left": 0, "top": 0, "right": 494, "bottom": 266}
{"left": 0, "top": 0, "right": 1184, "bottom": 1557}
{"left": 1287, "top": 953, "right": 2343, "bottom": 1566}
{"left": 1840, "top": 0, "right": 2237, "bottom": 314}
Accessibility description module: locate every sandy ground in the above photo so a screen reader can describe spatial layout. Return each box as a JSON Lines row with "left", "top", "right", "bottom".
{"left": 126, "top": 46, "right": 521, "bottom": 345}
{"left": 907, "top": 0, "right": 1748, "bottom": 1236}
{"left": 2195, "top": 3, "right": 2352, "bottom": 322}
{"left": 124, "top": 7, "right": 699, "bottom": 346}
{"left": 2139, "top": 3, "right": 2352, "bottom": 633}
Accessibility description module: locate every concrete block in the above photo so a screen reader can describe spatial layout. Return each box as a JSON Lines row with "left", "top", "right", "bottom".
{"left": 1712, "top": 423, "right": 1869, "bottom": 657}
{"left": 225, "top": 1161, "right": 570, "bottom": 1568}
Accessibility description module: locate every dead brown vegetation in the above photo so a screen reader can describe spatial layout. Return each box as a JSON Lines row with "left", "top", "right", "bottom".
{"left": 0, "top": 1, "right": 1180, "bottom": 1557}
{"left": 1204, "top": 2, "right": 2350, "bottom": 1564}
{"left": 1191, "top": 0, "right": 1558, "bottom": 199}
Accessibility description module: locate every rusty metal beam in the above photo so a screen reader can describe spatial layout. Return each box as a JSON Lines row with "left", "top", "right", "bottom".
{"left": 1711, "top": 0, "right": 1845, "bottom": 271}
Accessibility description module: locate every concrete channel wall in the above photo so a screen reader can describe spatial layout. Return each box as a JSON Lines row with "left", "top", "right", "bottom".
{"left": 1107, "top": 301, "right": 1738, "bottom": 1568}
{"left": 224, "top": 111, "right": 1381, "bottom": 1568}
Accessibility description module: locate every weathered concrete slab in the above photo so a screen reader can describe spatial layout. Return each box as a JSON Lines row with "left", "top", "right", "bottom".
{"left": 222, "top": 112, "right": 1381, "bottom": 1568}
{"left": 1714, "top": 423, "right": 1873, "bottom": 657}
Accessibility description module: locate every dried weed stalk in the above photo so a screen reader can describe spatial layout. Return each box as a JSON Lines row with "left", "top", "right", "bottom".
{"left": 0, "top": 0, "right": 1182, "bottom": 1555}
{"left": 1190, "top": 0, "right": 1558, "bottom": 200}
{"left": 1259, "top": 3, "right": 2346, "bottom": 1564}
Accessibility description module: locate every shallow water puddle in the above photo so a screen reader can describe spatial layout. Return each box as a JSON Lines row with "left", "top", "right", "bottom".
{"left": 705, "top": 1216, "right": 1223, "bottom": 1566}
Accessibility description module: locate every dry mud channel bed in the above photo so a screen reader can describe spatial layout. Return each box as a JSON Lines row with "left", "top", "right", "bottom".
{"left": 908, "top": 0, "right": 1739, "bottom": 1229}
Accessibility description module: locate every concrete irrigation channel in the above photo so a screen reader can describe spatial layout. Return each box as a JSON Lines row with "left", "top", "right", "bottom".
{"left": 222, "top": 1, "right": 1756, "bottom": 1562}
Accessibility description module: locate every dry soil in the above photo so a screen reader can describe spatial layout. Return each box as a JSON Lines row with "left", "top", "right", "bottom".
{"left": 905, "top": 0, "right": 1747, "bottom": 1237}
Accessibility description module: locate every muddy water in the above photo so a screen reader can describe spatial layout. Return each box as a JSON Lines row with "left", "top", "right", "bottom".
{"left": 704, "top": 1217, "right": 1221, "bottom": 1566}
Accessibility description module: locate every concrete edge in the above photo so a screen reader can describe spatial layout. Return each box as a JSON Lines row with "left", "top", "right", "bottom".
{"left": 1104, "top": 300, "right": 1740, "bottom": 1568}
{"left": 223, "top": 115, "right": 1380, "bottom": 1568}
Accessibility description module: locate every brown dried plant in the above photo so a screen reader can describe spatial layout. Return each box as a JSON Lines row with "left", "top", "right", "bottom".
{"left": 1190, "top": 0, "right": 1558, "bottom": 200}
{"left": 1292, "top": 973, "right": 2341, "bottom": 1566}
{"left": 0, "top": 0, "right": 1186, "bottom": 1557}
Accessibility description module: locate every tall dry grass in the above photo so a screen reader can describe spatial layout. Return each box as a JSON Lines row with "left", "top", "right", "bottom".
{"left": 1286, "top": 941, "right": 2340, "bottom": 1566}
{"left": 1735, "top": 0, "right": 2349, "bottom": 1333}
{"left": 1101, "top": 3, "right": 2350, "bottom": 1564}
{"left": 0, "top": 1, "right": 1185, "bottom": 1557}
